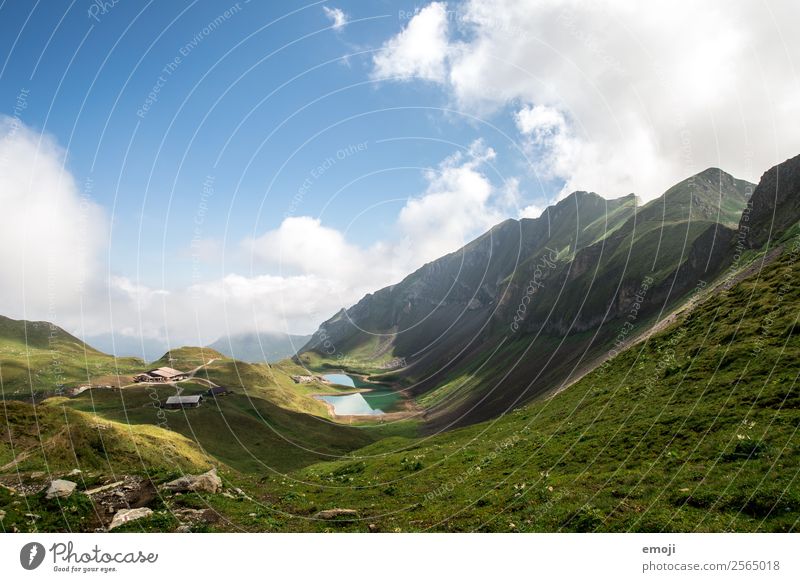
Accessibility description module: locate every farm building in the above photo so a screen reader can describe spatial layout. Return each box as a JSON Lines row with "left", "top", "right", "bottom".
{"left": 163, "top": 395, "right": 203, "bottom": 409}
{"left": 133, "top": 367, "right": 189, "bottom": 383}
{"left": 206, "top": 386, "right": 231, "bottom": 396}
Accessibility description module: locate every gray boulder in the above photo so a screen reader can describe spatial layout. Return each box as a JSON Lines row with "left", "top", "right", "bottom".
{"left": 163, "top": 468, "right": 222, "bottom": 494}
{"left": 45, "top": 479, "right": 77, "bottom": 499}
{"left": 313, "top": 508, "right": 359, "bottom": 520}
{"left": 109, "top": 507, "right": 153, "bottom": 531}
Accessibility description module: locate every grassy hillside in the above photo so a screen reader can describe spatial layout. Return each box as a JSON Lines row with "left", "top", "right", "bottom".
{"left": 1, "top": 233, "right": 796, "bottom": 532}
{"left": 0, "top": 316, "right": 143, "bottom": 396}
{"left": 236, "top": 239, "right": 798, "bottom": 532}
{"left": 299, "top": 170, "right": 753, "bottom": 428}
{"left": 62, "top": 384, "right": 375, "bottom": 473}
{"left": 0, "top": 398, "right": 213, "bottom": 475}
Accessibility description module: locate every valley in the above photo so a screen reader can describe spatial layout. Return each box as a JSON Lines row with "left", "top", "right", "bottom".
{"left": 1, "top": 156, "right": 799, "bottom": 533}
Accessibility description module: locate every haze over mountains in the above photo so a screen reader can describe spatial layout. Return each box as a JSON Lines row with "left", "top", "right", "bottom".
{"left": 209, "top": 332, "right": 312, "bottom": 363}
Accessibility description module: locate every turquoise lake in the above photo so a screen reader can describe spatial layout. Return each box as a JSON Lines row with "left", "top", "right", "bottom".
{"left": 319, "top": 373, "right": 401, "bottom": 415}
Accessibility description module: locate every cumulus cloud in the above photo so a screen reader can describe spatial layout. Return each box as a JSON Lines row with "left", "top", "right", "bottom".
{"left": 0, "top": 121, "right": 519, "bottom": 349}
{"left": 0, "top": 116, "right": 107, "bottom": 322}
{"left": 372, "top": 2, "right": 451, "bottom": 82}
{"left": 375, "top": 0, "right": 800, "bottom": 200}
{"left": 396, "top": 140, "right": 502, "bottom": 262}
{"left": 322, "top": 6, "right": 347, "bottom": 30}
{"left": 519, "top": 204, "right": 544, "bottom": 219}
{"left": 245, "top": 140, "right": 512, "bottom": 331}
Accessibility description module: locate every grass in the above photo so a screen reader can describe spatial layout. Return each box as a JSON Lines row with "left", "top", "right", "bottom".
{"left": 224, "top": 241, "right": 799, "bottom": 532}
{"left": 0, "top": 316, "right": 143, "bottom": 397}
{"left": 0, "top": 397, "right": 213, "bottom": 475}
{"left": 1, "top": 232, "right": 797, "bottom": 533}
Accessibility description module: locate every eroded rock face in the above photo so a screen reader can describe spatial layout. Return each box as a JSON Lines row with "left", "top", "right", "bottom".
{"left": 108, "top": 507, "right": 153, "bottom": 531}
{"left": 743, "top": 154, "right": 800, "bottom": 248}
{"left": 163, "top": 468, "right": 222, "bottom": 494}
{"left": 45, "top": 480, "right": 77, "bottom": 499}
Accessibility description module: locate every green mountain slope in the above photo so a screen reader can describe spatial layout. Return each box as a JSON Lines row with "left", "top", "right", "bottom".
{"left": 249, "top": 238, "right": 800, "bottom": 532}
{"left": 3, "top": 229, "right": 796, "bottom": 532}
{"left": 0, "top": 315, "right": 144, "bottom": 396}
{"left": 300, "top": 168, "right": 754, "bottom": 427}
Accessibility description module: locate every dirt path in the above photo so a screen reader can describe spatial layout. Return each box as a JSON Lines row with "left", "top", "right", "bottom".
{"left": 188, "top": 358, "right": 217, "bottom": 376}
{"left": 0, "top": 448, "right": 34, "bottom": 472}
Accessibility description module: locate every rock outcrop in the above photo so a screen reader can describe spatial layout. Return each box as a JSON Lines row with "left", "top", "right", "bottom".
{"left": 743, "top": 154, "right": 800, "bottom": 248}
{"left": 109, "top": 507, "right": 153, "bottom": 531}
{"left": 45, "top": 479, "right": 77, "bottom": 499}
{"left": 163, "top": 468, "right": 222, "bottom": 494}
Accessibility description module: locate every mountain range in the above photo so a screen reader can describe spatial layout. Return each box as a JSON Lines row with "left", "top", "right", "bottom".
{"left": 208, "top": 331, "right": 312, "bottom": 363}
{"left": 299, "top": 166, "right": 757, "bottom": 428}
{"left": 1, "top": 153, "right": 798, "bottom": 532}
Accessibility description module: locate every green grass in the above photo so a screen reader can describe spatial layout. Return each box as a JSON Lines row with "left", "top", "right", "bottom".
{"left": 0, "top": 316, "right": 143, "bottom": 396}
{"left": 2, "top": 230, "right": 796, "bottom": 533}
{"left": 228, "top": 242, "right": 799, "bottom": 532}
{"left": 0, "top": 397, "right": 213, "bottom": 475}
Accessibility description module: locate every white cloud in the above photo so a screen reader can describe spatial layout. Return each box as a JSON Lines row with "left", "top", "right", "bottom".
{"left": 377, "top": 0, "right": 800, "bottom": 200}
{"left": 248, "top": 216, "right": 364, "bottom": 281}
{"left": 515, "top": 104, "right": 580, "bottom": 192}
{"left": 397, "top": 140, "right": 501, "bottom": 262}
{"left": 372, "top": 2, "right": 451, "bottom": 82}
{"left": 0, "top": 116, "right": 107, "bottom": 322}
{"left": 519, "top": 203, "right": 544, "bottom": 219}
{"left": 0, "top": 120, "right": 524, "bottom": 348}
{"left": 241, "top": 140, "right": 513, "bottom": 334}
{"left": 322, "top": 6, "right": 347, "bottom": 30}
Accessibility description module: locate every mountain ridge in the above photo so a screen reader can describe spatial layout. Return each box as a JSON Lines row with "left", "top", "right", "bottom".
{"left": 299, "top": 166, "right": 757, "bottom": 427}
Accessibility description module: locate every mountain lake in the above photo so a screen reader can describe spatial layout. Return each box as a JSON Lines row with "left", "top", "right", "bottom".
{"left": 317, "top": 373, "right": 401, "bottom": 416}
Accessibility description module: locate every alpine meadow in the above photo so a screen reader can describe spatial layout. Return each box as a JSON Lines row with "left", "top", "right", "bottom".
{"left": 0, "top": 1, "right": 799, "bottom": 572}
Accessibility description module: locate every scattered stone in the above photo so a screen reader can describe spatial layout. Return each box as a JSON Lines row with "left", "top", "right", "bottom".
{"left": 93, "top": 477, "right": 158, "bottom": 515}
{"left": 85, "top": 480, "right": 125, "bottom": 496}
{"left": 45, "top": 479, "right": 77, "bottom": 499}
{"left": 24, "top": 513, "right": 41, "bottom": 520}
{"left": 175, "top": 525, "right": 191, "bottom": 533}
{"left": 368, "top": 523, "right": 379, "bottom": 533}
{"left": 163, "top": 468, "right": 222, "bottom": 494}
{"left": 173, "top": 508, "right": 219, "bottom": 526}
{"left": 30, "top": 471, "right": 45, "bottom": 479}
{"left": 108, "top": 507, "right": 153, "bottom": 531}
{"left": 313, "top": 508, "right": 359, "bottom": 520}
{"left": 68, "top": 469, "right": 82, "bottom": 476}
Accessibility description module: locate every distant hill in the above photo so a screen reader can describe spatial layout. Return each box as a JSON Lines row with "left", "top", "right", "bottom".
{"left": 81, "top": 332, "right": 169, "bottom": 363}
{"left": 0, "top": 314, "right": 97, "bottom": 353}
{"left": 0, "top": 315, "right": 143, "bottom": 395}
{"left": 209, "top": 331, "right": 311, "bottom": 363}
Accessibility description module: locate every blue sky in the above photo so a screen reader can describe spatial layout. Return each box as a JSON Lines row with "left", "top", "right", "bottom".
{"left": 0, "top": 1, "right": 544, "bottom": 288}
{"left": 1, "top": 0, "right": 797, "bottom": 350}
